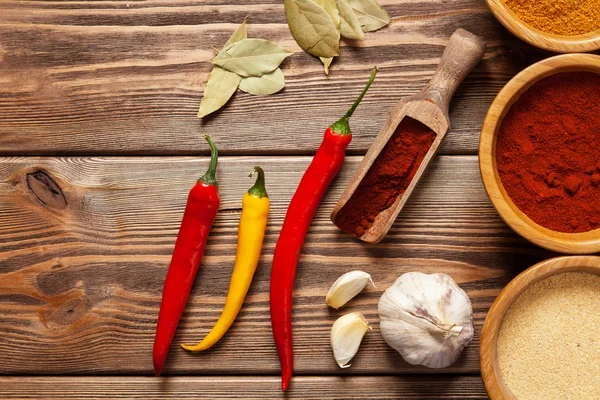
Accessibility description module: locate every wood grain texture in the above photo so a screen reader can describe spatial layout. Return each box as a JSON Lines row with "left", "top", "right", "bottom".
{"left": 479, "top": 54, "right": 600, "bottom": 254}
{"left": 0, "top": 0, "right": 550, "bottom": 156}
{"left": 0, "top": 376, "right": 488, "bottom": 399}
{"left": 0, "top": 155, "right": 555, "bottom": 375}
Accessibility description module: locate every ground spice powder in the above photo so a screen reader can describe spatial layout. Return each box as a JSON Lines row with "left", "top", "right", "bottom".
{"left": 334, "top": 117, "right": 436, "bottom": 237}
{"left": 496, "top": 71, "right": 600, "bottom": 233}
{"left": 497, "top": 272, "right": 600, "bottom": 399}
{"left": 504, "top": 0, "right": 600, "bottom": 36}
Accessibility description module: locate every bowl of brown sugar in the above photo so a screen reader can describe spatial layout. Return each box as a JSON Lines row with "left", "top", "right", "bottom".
{"left": 486, "top": 0, "right": 600, "bottom": 52}
{"left": 479, "top": 53, "right": 600, "bottom": 254}
{"left": 480, "top": 256, "right": 600, "bottom": 399}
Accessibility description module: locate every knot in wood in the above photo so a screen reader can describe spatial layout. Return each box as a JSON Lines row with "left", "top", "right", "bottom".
{"left": 26, "top": 171, "right": 67, "bottom": 210}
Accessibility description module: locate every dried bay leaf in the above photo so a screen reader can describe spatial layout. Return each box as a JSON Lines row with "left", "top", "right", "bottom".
{"left": 198, "top": 67, "right": 242, "bottom": 118}
{"left": 198, "top": 20, "right": 248, "bottom": 118}
{"left": 223, "top": 17, "right": 248, "bottom": 47}
{"left": 239, "top": 68, "right": 286, "bottom": 95}
{"left": 348, "top": 0, "right": 390, "bottom": 32}
{"left": 320, "top": 57, "right": 333, "bottom": 75}
{"left": 284, "top": 0, "right": 340, "bottom": 58}
{"left": 315, "top": 0, "right": 340, "bottom": 30}
{"left": 338, "top": 0, "right": 365, "bottom": 40}
{"left": 212, "top": 38, "right": 292, "bottom": 77}
{"left": 313, "top": 0, "right": 339, "bottom": 75}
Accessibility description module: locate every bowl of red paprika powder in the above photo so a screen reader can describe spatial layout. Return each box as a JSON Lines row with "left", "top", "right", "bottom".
{"left": 479, "top": 53, "right": 600, "bottom": 254}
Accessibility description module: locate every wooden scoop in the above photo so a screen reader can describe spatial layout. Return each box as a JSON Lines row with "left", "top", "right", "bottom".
{"left": 331, "top": 29, "right": 486, "bottom": 243}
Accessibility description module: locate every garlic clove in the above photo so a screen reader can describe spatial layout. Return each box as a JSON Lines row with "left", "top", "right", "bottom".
{"left": 326, "top": 271, "right": 374, "bottom": 309}
{"left": 377, "top": 272, "right": 474, "bottom": 369}
{"left": 330, "top": 311, "right": 370, "bottom": 368}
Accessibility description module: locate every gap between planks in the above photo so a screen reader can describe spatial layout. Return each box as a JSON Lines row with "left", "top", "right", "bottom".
{"left": 0, "top": 375, "right": 489, "bottom": 399}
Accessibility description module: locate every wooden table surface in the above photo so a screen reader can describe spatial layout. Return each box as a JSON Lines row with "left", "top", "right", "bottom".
{"left": 0, "top": 0, "right": 572, "bottom": 398}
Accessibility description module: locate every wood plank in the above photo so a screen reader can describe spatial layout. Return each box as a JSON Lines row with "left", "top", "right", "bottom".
{"left": 0, "top": 0, "right": 550, "bottom": 156}
{"left": 0, "top": 376, "right": 487, "bottom": 399}
{"left": 0, "top": 155, "right": 556, "bottom": 375}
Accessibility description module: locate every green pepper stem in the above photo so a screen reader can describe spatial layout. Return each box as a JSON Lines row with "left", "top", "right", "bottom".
{"left": 248, "top": 166, "right": 268, "bottom": 198}
{"left": 330, "top": 67, "right": 378, "bottom": 135}
{"left": 198, "top": 135, "right": 219, "bottom": 187}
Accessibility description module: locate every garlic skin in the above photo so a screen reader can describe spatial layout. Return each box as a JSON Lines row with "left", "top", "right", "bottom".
{"left": 326, "top": 271, "right": 374, "bottom": 309}
{"left": 378, "top": 272, "right": 474, "bottom": 369}
{"left": 330, "top": 312, "right": 370, "bottom": 368}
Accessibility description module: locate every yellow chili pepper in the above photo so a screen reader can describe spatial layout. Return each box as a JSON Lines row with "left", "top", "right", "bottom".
{"left": 181, "top": 166, "right": 269, "bottom": 352}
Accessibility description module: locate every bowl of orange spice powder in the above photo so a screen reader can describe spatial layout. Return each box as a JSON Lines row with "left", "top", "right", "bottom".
{"left": 486, "top": 0, "right": 600, "bottom": 52}
{"left": 479, "top": 53, "right": 600, "bottom": 254}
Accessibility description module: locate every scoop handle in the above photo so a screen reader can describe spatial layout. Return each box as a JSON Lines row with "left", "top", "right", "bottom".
{"left": 420, "top": 29, "right": 486, "bottom": 114}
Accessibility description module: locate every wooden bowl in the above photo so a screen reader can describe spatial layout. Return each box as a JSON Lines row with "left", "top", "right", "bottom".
{"left": 479, "top": 53, "right": 600, "bottom": 254}
{"left": 480, "top": 255, "right": 600, "bottom": 399}
{"left": 486, "top": 0, "right": 600, "bottom": 52}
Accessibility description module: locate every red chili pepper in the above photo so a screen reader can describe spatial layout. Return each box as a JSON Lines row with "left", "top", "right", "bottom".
{"left": 270, "top": 68, "right": 378, "bottom": 391}
{"left": 153, "top": 135, "right": 220, "bottom": 377}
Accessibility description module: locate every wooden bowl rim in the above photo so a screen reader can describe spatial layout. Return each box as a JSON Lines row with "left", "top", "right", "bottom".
{"left": 480, "top": 255, "right": 600, "bottom": 400}
{"left": 486, "top": 0, "right": 600, "bottom": 52}
{"left": 479, "top": 53, "right": 600, "bottom": 254}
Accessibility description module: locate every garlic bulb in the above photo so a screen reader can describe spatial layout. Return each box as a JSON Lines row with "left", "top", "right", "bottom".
{"left": 378, "top": 272, "right": 474, "bottom": 369}
{"left": 330, "top": 312, "right": 370, "bottom": 368}
{"left": 326, "top": 271, "right": 374, "bottom": 309}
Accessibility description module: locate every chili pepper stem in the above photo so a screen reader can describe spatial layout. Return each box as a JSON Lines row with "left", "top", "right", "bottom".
{"left": 330, "top": 67, "right": 378, "bottom": 136}
{"left": 248, "top": 166, "right": 268, "bottom": 198}
{"left": 199, "top": 135, "right": 219, "bottom": 186}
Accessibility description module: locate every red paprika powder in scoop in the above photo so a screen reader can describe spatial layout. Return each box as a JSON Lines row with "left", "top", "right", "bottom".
{"left": 496, "top": 71, "right": 600, "bottom": 233}
{"left": 334, "top": 117, "right": 436, "bottom": 236}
